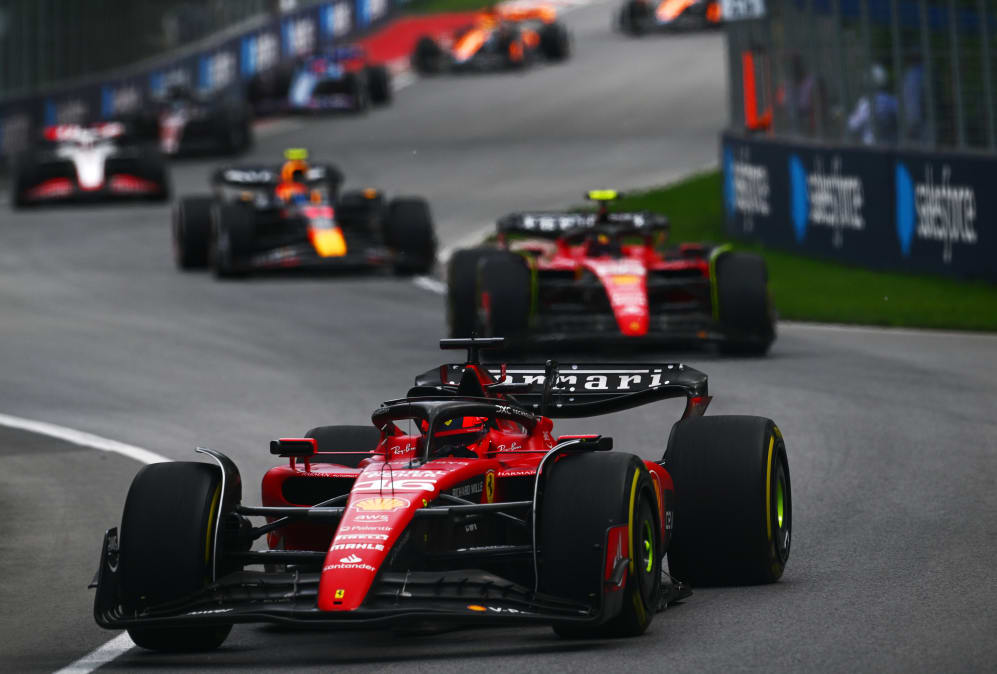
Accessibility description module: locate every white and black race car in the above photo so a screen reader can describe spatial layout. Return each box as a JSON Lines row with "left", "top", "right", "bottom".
{"left": 12, "top": 123, "right": 170, "bottom": 208}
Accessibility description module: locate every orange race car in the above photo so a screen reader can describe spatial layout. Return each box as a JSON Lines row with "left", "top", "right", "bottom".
{"left": 617, "top": 0, "right": 723, "bottom": 35}
{"left": 413, "top": 4, "right": 570, "bottom": 74}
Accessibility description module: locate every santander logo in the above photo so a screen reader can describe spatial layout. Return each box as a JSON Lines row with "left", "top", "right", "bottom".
{"left": 340, "top": 554, "right": 363, "bottom": 564}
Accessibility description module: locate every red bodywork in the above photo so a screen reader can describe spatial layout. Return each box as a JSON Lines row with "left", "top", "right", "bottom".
{"left": 504, "top": 232, "right": 711, "bottom": 339}
{"left": 260, "top": 363, "right": 678, "bottom": 614}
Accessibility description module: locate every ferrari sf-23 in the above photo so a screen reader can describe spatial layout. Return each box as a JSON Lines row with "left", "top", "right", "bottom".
{"left": 91, "top": 336, "right": 792, "bottom": 651}
{"left": 172, "top": 149, "right": 436, "bottom": 277}
{"left": 447, "top": 190, "right": 775, "bottom": 354}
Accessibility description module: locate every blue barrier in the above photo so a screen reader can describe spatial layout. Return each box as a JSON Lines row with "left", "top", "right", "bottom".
{"left": 722, "top": 132, "right": 996, "bottom": 282}
{"left": 0, "top": 0, "right": 397, "bottom": 161}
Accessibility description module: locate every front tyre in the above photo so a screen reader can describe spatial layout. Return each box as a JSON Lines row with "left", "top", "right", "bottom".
{"left": 384, "top": 197, "right": 437, "bottom": 275}
{"left": 172, "top": 195, "right": 214, "bottom": 269}
{"left": 366, "top": 65, "right": 392, "bottom": 105}
{"left": 714, "top": 251, "right": 775, "bottom": 355}
{"left": 118, "top": 462, "right": 233, "bottom": 651}
{"left": 446, "top": 248, "right": 502, "bottom": 338}
{"left": 540, "top": 452, "right": 661, "bottom": 638}
{"left": 479, "top": 252, "right": 531, "bottom": 338}
{"left": 211, "top": 203, "right": 254, "bottom": 278}
{"left": 664, "top": 415, "right": 791, "bottom": 586}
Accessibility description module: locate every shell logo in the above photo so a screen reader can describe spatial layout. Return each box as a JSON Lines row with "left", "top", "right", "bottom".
{"left": 353, "top": 496, "right": 410, "bottom": 512}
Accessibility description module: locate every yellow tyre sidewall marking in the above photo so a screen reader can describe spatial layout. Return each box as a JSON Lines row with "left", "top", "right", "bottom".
{"left": 765, "top": 435, "right": 774, "bottom": 542}
{"left": 204, "top": 483, "right": 222, "bottom": 568}
{"left": 627, "top": 470, "right": 640, "bottom": 574}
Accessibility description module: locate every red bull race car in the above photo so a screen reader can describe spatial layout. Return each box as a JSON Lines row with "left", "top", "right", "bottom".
{"left": 617, "top": 0, "right": 723, "bottom": 35}
{"left": 11, "top": 122, "right": 169, "bottom": 208}
{"left": 91, "top": 336, "right": 791, "bottom": 651}
{"left": 447, "top": 191, "right": 775, "bottom": 354}
{"left": 172, "top": 149, "right": 436, "bottom": 277}
{"left": 412, "top": 4, "right": 570, "bottom": 74}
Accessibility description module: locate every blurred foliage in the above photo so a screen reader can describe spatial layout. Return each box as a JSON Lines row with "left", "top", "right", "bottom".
{"left": 610, "top": 172, "right": 997, "bottom": 331}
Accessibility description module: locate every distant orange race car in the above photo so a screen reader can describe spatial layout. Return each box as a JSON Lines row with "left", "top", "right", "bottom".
{"left": 413, "top": 4, "right": 570, "bottom": 74}
{"left": 617, "top": 0, "right": 722, "bottom": 35}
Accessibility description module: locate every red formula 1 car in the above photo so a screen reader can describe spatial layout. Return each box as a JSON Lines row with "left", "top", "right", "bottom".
{"left": 412, "top": 4, "right": 570, "bottom": 74}
{"left": 447, "top": 191, "right": 776, "bottom": 353}
{"left": 91, "top": 337, "right": 791, "bottom": 651}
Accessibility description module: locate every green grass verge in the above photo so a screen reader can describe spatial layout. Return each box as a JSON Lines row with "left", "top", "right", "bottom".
{"left": 402, "top": 0, "right": 491, "bottom": 14}
{"left": 608, "top": 171, "right": 997, "bottom": 331}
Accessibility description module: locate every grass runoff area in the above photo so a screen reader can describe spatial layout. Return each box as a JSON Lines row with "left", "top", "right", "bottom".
{"left": 403, "top": 0, "right": 492, "bottom": 13}
{"left": 610, "top": 172, "right": 997, "bottom": 332}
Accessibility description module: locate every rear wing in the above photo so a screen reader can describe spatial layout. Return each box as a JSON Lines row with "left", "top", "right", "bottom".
{"left": 414, "top": 362, "right": 709, "bottom": 419}
{"left": 497, "top": 211, "right": 669, "bottom": 238}
{"left": 497, "top": 4, "right": 558, "bottom": 23}
{"left": 211, "top": 164, "right": 343, "bottom": 189}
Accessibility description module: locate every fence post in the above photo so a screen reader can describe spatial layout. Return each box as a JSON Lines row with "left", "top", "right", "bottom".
{"left": 979, "top": 0, "right": 996, "bottom": 149}
{"left": 917, "top": 0, "right": 936, "bottom": 147}
{"left": 948, "top": 0, "right": 965, "bottom": 148}
{"left": 889, "top": 0, "right": 906, "bottom": 144}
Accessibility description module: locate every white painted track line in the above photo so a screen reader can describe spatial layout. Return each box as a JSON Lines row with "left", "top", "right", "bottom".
{"left": 53, "top": 632, "right": 136, "bottom": 674}
{"left": 0, "top": 413, "right": 170, "bottom": 671}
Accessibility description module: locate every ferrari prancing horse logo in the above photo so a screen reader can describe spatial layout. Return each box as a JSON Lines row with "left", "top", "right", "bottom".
{"left": 485, "top": 471, "right": 495, "bottom": 503}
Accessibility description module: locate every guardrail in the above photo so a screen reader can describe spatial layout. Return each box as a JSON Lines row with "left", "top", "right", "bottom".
{"left": 0, "top": 0, "right": 401, "bottom": 163}
{"left": 721, "top": 131, "right": 995, "bottom": 282}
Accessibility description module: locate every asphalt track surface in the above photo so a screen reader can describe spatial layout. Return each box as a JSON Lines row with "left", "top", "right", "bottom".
{"left": 2, "top": 1, "right": 996, "bottom": 671}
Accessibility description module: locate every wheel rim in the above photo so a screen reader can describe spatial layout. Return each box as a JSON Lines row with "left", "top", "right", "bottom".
{"left": 772, "top": 455, "right": 791, "bottom": 564}
{"left": 633, "top": 500, "right": 658, "bottom": 604}
{"left": 641, "top": 519, "right": 654, "bottom": 574}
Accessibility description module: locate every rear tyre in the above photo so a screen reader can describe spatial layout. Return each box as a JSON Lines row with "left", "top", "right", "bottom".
{"left": 305, "top": 425, "right": 382, "bottom": 468}
{"left": 539, "top": 452, "right": 660, "bottom": 638}
{"left": 479, "top": 252, "right": 531, "bottom": 338}
{"left": 344, "top": 72, "right": 370, "bottom": 113}
{"left": 138, "top": 147, "right": 170, "bottom": 202}
{"left": 446, "top": 248, "right": 502, "bottom": 338}
{"left": 119, "top": 462, "right": 233, "bottom": 652}
{"left": 539, "top": 22, "right": 570, "bottom": 60}
{"left": 714, "top": 251, "right": 775, "bottom": 355}
{"left": 173, "top": 195, "right": 215, "bottom": 269}
{"left": 663, "top": 415, "right": 791, "bottom": 586}
{"left": 413, "top": 37, "right": 444, "bottom": 75}
{"left": 211, "top": 203, "right": 255, "bottom": 278}
{"left": 619, "top": 0, "right": 651, "bottom": 35}
{"left": 384, "top": 197, "right": 437, "bottom": 275}
{"left": 11, "top": 151, "right": 37, "bottom": 209}
{"left": 366, "top": 65, "right": 392, "bottom": 105}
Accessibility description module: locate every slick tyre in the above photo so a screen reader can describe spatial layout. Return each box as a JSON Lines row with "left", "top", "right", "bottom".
{"left": 413, "top": 37, "right": 444, "bottom": 74}
{"left": 620, "top": 0, "right": 651, "bottom": 35}
{"left": 664, "top": 415, "right": 791, "bottom": 586}
{"left": 384, "top": 197, "right": 437, "bottom": 275}
{"left": 11, "top": 151, "right": 38, "bottom": 209}
{"left": 172, "top": 196, "right": 214, "bottom": 269}
{"left": 446, "top": 248, "right": 504, "bottom": 338}
{"left": 479, "top": 252, "right": 531, "bottom": 338}
{"left": 306, "top": 425, "right": 382, "bottom": 468}
{"left": 119, "top": 462, "right": 232, "bottom": 651}
{"left": 539, "top": 22, "right": 570, "bottom": 60}
{"left": 714, "top": 251, "right": 775, "bottom": 355}
{"left": 539, "top": 452, "right": 661, "bottom": 638}
{"left": 211, "top": 203, "right": 254, "bottom": 278}
{"left": 138, "top": 146, "right": 170, "bottom": 201}
{"left": 366, "top": 65, "right": 392, "bottom": 105}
